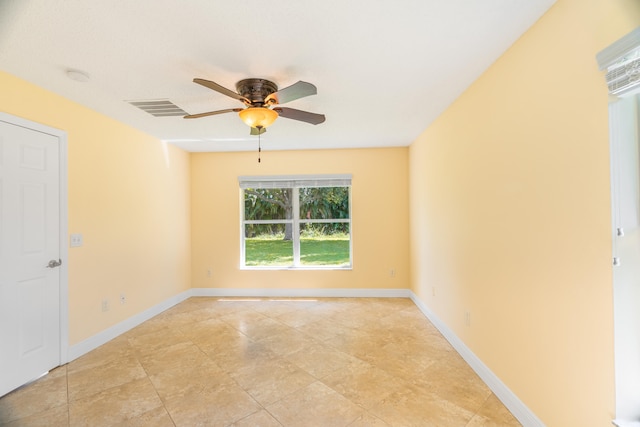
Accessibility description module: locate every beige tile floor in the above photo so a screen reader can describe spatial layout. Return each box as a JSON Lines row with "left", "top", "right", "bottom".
{"left": 0, "top": 297, "right": 521, "bottom": 426}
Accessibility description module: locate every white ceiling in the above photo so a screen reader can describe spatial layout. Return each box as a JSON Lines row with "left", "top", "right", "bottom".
{"left": 0, "top": 0, "right": 555, "bottom": 153}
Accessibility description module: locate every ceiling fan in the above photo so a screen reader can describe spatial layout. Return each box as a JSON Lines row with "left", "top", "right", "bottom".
{"left": 184, "top": 78, "right": 326, "bottom": 135}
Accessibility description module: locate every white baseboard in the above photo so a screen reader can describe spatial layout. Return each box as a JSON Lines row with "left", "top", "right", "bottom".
{"left": 613, "top": 421, "right": 640, "bottom": 427}
{"left": 408, "top": 292, "right": 544, "bottom": 427}
{"left": 64, "top": 287, "right": 542, "bottom": 427}
{"left": 65, "top": 288, "right": 406, "bottom": 361}
{"left": 191, "top": 287, "right": 411, "bottom": 298}
{"left": 66, "top": 290, "right": 193, "bottom": 362}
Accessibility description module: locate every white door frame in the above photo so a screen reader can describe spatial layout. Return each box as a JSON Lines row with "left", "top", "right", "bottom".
{"left": 609, "top": 95, "right": 640, "bottom": 423}
{"left": 0, "top": 111, "right": 69, "bottom": 365}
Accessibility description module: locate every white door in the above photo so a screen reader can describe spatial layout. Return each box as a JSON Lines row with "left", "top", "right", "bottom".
{"left": 0, "top": 119, "right": 61, "bottom": 397}
{"left": 611, "top": 94, "right": 640, "bottom": 421}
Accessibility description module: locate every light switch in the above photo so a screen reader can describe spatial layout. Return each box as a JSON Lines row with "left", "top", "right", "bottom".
{"left": 70, "top": 233, "right": 83, "bottom": 247}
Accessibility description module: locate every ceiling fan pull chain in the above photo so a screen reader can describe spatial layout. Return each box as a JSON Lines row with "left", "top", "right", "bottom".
{"left": 258, "top": 129, "right": 261, "bottom": 163}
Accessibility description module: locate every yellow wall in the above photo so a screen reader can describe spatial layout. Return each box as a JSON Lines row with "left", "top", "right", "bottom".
{"left": 408, "top": 0, "right": 640, "bottom": 426}
{"left": 0, "top": 70, "right": 409, "bottom": 343}
{"left": 3, "top": 0, "right": 637, "bottom": 420}
{"left": 0, "top": 71, "right": 192, "bottom": 345}
{"left": 191, "top": 148, "right": 409, "bottom": 291}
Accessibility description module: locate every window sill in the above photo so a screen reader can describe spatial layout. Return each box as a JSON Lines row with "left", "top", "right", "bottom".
{"left": 240, "top": 265, "right": 353, "bottom": 271}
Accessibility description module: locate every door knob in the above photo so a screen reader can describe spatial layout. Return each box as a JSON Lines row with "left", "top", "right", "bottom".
{"left": 46, "top": 259, "right": 62, "bottom": 268}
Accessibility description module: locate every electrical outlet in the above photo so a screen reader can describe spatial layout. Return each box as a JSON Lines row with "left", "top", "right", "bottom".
{"left": 120, "top": 294, "right": 126, "bottom": 304}
{"left": 207, "top": 269, "right": 211, "bottom": 278}
{"left": 432, "top": 287, "right": 436, "bottom": 297}
{"left": 70, "top": 233, "right": 83, "bottom": 247}
{"left": 465, "top": 311, "right": 471, "bottom": 327}
{"left": 101, "top": 299, "right": 109, "bottom": 312}
{"left": 389, "top": 268, "right": 396, "bottom": 278}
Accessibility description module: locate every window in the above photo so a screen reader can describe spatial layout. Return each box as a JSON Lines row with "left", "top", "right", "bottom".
{"left": 239, "top": 174, "right": 352, "bottom": 269}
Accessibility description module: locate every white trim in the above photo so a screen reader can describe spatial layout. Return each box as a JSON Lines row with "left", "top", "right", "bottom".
{"left": 408, "top": 291, "right": 545, "bottom": 427}
{"left": 65, "top": 288, "right": 407, "bottom": 360}
{"left": 58, "top": 126, "right": 69, "bottom": 364}
{"left": 596, "top": 27, "right": 640, "bottom": 70}
{"left": 62, "top": 285, "right": 543, "bottom": 427}
{"left": 613, "top": 421, "right": 640, "bottom": 427}
{"left": 240, "top": 179, "right": 353, "bottom": 269}
{"left": 293, "top": 187, "right": 301, "bottom": 265}
{"left": 238, "top": 174, "right": 352, "bottom": 188}
{"left": 0, "top": 112, "right": 70, "bottom": 365}
{"left": 596, "top": 27, "right": 640, "bottom": 97}
{"left": 191, "top": 287, "right": 411, "bottom": 298}
{"left": 67, "top": 290, "right": 192, "bottom": 361}
{"left": 240, "top": 265, "right": 353, "bottom": 271}
{"left": 609, "top": 95, "right": 640, "bottom": 422}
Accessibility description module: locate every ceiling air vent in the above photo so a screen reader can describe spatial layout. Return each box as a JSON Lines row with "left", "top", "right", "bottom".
{"left": 127, "top": 99, "right": 187, "bottom": 117}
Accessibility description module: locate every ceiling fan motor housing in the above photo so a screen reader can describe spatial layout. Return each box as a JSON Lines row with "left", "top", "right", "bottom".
{"left": 235, "top": 78, "right": 278, "bottom": 107}
{"left": 185, "top": 77, "right": 325, "bottom": 127}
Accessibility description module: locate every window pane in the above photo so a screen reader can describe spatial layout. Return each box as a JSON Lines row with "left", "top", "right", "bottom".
{"left": 244, "top": 223, "right": 293, "bottom": 266}
{"left": 244, "top": 188, "right": 293, "bottom": 220}
{"left": 299, "top": 187, "right": 349, "bottom": 220}
{"left": 300, "top": 223, "right": 350, "bottom": 266}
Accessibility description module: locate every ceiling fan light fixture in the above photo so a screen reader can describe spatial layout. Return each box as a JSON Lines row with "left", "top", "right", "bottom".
{"left": 238, "top": 107, "right": 278, "bottom": 129}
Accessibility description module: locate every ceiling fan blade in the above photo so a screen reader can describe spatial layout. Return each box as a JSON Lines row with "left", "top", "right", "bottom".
{"left": 274, "top": 107, "right": 326, "bottom": 125}
{"left": 183, "top": 108, "right": 242, "bottom": 119}
{"left": 266, "top": 81, "right": 317, "bottom": 105}
{"left": 193, "top": 78, "right": 250, "bottom": 103}
{"left": 250, "top": 127, "right": 267, "bottom": 135}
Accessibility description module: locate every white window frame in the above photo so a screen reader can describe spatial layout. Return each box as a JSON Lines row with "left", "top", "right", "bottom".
{"left": 239, "top": 174, "right": 352, "bottom": 270}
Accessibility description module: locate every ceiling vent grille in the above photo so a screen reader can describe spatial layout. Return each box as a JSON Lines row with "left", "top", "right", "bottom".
{"left": 127, "top": 99, "right": 187, "bottom": 117}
